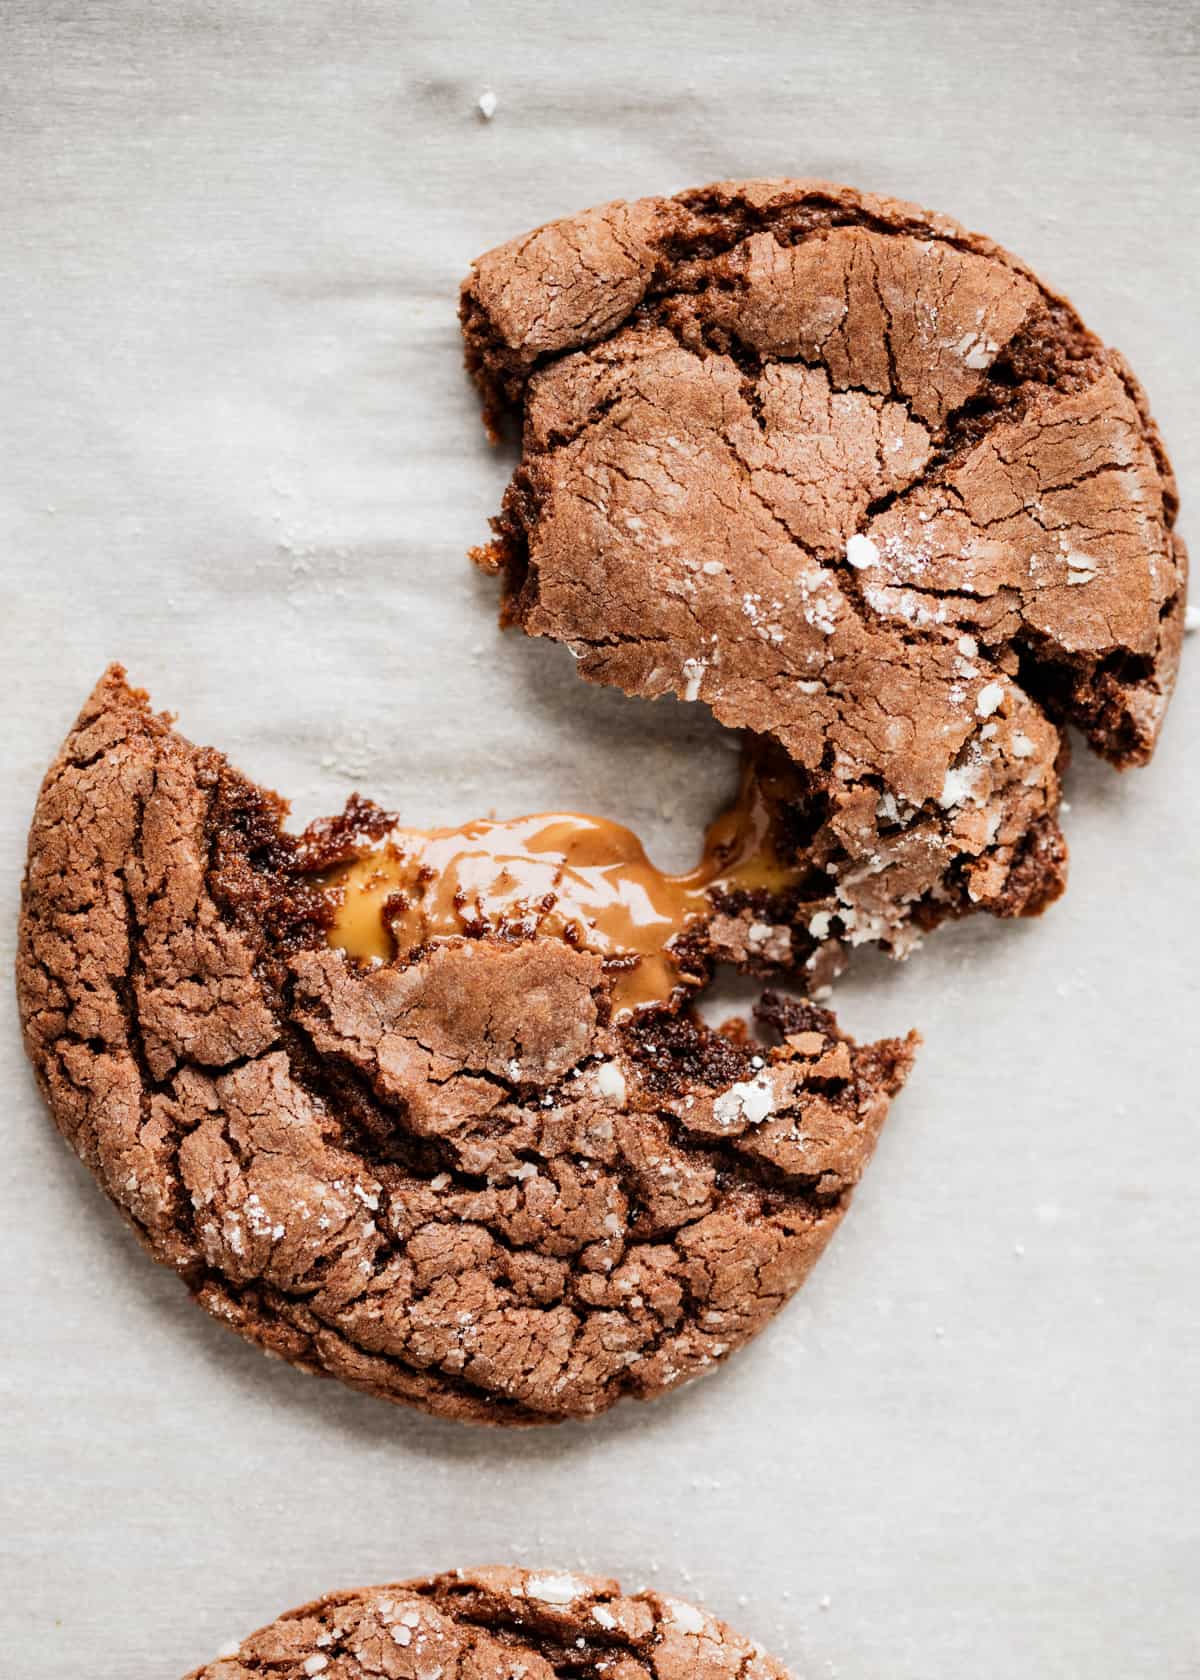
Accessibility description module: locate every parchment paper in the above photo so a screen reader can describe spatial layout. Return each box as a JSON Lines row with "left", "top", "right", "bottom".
{"left": 1, "top": 3, "right": 1197, "bottom": 1675}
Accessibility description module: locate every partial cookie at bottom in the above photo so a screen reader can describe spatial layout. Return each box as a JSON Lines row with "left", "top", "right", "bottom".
{"left": 183, "top": 1567, "right": 792, "bottom": 1680}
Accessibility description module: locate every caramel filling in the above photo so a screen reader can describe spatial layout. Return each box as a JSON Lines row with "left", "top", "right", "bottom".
{"left": 323, "top": 762, "right": 801, "bottom": 1015}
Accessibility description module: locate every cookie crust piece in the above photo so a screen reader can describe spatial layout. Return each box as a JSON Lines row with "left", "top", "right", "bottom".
{"left": 17, "top": 668, "right": 914, "bottom": 1426}
{"left": 464, "top": 178, "right": 1188, "bottom": 961}
{"left": 183, "top": 1567, "right": 791, "bottom": 1679}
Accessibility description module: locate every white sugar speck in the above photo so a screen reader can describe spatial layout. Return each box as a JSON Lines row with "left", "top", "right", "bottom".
{"left": 526, "top": 1572, "right": 587, "bottom": 1605}
{"left": 681, "top": 656, "right": 706, "bottom": 702}
{"left": 477, "top": 88, "right": 498, "bottom": 119}
{"left": 713, "top": 1073, "right": 774, "bottom": 1128}
{"left": 956, "top": 331, "right": 998, "bottom": 370}
{"left": 594, "top": 1061, "right": 627, "bottom": 1106}
{"left": 976, "top": 681, "right": 1004, "bottom": 717}
{"left": 666, "top": 1598, "right": 707, "bottom": 1635}
{"left": 939, "top": 764, "right": 979, "bottom": 809}
{"left": 846, "top": 533, "right": 879, "bottom": 570}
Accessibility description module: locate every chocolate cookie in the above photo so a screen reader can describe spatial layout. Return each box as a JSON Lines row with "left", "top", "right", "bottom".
{"left": 184, "top": 1567, "right": 790, "bottom": 1680}
{"left": 17, "top": 668, "right": 914, "bottom": 1425}
{"left": 463, "top": 179, "right": 1188, "bottom": 968}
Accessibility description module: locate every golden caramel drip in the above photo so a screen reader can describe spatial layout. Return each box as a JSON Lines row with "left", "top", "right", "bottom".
{"left": 323, "top": 762, "right": 799, "bottom": 1015}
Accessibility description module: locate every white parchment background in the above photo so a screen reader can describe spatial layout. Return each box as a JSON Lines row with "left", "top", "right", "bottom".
{"left": 1, "top": 3, "right": 1197, "bottom": 1675}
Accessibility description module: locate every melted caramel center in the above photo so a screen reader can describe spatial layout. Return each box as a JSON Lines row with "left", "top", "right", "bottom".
{"left": 323, "top": 762, "right": 798, "bottom": 1015}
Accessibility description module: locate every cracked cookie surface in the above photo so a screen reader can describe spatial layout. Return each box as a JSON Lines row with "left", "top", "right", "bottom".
{"left": 183, "top": 1566, "right": 791, "bottom": 1679}
{"left": 17, "top": 667, "right": 913, "bottom": 1425}
{"left": 463, "top": 178, "right": 1187, "bottom": 967}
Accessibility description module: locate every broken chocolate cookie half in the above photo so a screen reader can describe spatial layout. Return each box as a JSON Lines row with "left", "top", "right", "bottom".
{"left": 463, "top": 178, "right": 1187, "bottom": 972}
{"left": 18, "top": 668, "right": 914, "bottom": 1425}
{"left": 181, "top": 1566, "right": 792, "bottom": 1680}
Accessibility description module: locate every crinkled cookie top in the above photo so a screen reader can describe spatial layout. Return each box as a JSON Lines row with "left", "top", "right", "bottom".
{"left": 464, "top": 178, "right": 1187, "bottom": 963}
{"left": 184, "top": 1567, "right": 791, "bottom": 1680}
{"left": 18, "top": 667, "right": 913, "bottom": 1425}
